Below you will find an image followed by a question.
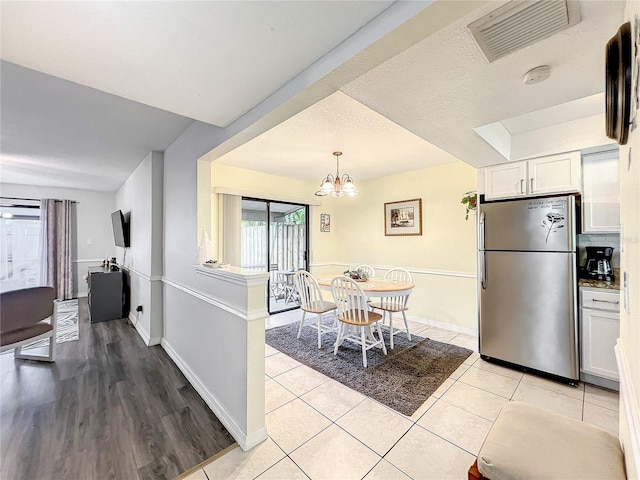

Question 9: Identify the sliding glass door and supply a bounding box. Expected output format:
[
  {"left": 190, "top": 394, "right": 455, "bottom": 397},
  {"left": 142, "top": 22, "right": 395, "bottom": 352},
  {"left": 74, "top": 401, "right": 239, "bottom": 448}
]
[{"left": 241, "top": 198, "right": 308, "bottom": 314}]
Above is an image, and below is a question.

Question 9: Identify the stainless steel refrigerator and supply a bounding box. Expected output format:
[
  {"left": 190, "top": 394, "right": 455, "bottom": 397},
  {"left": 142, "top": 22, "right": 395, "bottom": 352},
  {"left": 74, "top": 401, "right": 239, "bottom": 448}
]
[{"left": 478, "top": 195, "right": 579, "bottom": 382}]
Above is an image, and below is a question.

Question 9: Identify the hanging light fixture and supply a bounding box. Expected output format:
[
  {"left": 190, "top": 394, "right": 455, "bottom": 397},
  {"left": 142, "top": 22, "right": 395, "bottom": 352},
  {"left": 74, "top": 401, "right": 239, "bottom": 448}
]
[{"left": 315, "top": 151, "right": 359, "bottom": 197}]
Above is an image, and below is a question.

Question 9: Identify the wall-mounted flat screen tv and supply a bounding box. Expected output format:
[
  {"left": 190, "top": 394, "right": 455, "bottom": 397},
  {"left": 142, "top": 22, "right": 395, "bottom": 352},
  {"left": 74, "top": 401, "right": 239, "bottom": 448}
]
[{"left": 111, "top": 210, "right": 130, "bottom": 247}]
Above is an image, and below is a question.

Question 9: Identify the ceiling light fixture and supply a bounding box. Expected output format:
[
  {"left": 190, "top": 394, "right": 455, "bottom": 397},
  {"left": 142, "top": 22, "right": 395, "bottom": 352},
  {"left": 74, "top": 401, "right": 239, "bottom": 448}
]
[
  {"left": 1, "top": 212, "right": 14, "bottom": 219},
  {"left": 315, "top": 151, "right": 359, "bottom": 197}
]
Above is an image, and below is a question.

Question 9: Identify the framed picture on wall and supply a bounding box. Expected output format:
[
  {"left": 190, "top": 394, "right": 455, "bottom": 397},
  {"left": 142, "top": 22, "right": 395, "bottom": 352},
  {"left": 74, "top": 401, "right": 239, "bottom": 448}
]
[
  {"left": 384, "top": 199, "right": 422, "bottom": 236},
  {"left": 321, "top": 213, "right": 330, "bottom": 232}
]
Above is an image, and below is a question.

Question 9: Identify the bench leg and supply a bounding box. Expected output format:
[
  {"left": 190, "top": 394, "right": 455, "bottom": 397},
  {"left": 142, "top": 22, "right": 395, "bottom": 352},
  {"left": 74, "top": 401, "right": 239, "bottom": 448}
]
[{"left": 468, "top": 459, "right": 485, "bottom": 480}]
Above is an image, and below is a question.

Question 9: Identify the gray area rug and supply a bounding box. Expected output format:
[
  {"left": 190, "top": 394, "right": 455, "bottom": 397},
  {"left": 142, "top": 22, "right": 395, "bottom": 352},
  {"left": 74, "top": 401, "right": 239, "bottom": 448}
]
[{"left": 265, "top": 320, "right": 473, "bottom": 416}]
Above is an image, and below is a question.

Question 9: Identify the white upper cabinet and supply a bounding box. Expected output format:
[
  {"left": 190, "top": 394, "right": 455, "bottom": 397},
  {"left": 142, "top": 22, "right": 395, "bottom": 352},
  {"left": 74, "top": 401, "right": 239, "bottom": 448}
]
[
  {"left": 527, "top": 151, "right": 580, "bottom": 195},
  {"left": 484, "top": 162, "right": 528, "bottom": 199},
  {"left": 484, "top": 151, "right": 580, "bottom": 201},
  {"left": 581, "top": 149, "right": 620, "bottom": 233}
]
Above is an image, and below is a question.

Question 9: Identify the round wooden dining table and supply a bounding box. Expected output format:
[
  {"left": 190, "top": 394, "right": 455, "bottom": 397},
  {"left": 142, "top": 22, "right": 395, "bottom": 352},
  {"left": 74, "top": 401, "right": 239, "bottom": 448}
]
[{"left": 313, "top": 275, "right": 414, "bottom": 298}]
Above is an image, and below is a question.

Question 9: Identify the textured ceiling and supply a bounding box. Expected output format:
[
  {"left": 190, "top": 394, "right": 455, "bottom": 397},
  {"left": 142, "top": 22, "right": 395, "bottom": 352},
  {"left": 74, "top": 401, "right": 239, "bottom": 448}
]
[
  {"left": 212, "top": 91, "right": 460, "bottom": 182},
  {"left": 0, "top": 1, "right": 393, "bottom": 127},
  {"left": 340, "top": 0, "right": 626, "bottom": 168}
]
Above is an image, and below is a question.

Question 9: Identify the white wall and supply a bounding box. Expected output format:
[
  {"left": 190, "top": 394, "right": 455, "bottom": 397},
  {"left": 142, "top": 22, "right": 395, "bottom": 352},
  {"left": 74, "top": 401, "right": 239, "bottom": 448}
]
[
  {"left": 0, "top": 182, "right": 115, "bottom": 297},
  {"left": 161, "top": 121, "right": 269, "bottom": 451},
  {"left": 207, "top": 160, "right": 478, "bottom": 332},
  {"left": 617, "top": 2, "right": 640, "bottom": 476},
  {"left": 115, "top": 151, "right": 164, "bottom": 345}
]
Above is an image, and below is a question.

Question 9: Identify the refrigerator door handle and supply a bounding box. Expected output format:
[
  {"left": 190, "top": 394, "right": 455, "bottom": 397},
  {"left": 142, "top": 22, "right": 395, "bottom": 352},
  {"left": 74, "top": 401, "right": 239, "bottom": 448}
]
[
  {"left": 479, "top": 211, "right": 486, "bottom": 251},
  {"left": 479, "top": 211, "right": 487, "bottom": 289}
]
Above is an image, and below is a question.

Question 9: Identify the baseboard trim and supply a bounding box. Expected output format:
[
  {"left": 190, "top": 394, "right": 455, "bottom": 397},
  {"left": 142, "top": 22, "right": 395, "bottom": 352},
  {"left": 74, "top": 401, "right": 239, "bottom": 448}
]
[
  {"left": 407, "top": 314, "right": 477, "bottom": 337},
  {"left": 129, "top": 313, "right": 161, "bottom": 346},
  {"left": 615, "top": 341, "right": 640, "bottom": 479},
  {"left": 161, "top": 338, "right": 264, "bottom": 451}
]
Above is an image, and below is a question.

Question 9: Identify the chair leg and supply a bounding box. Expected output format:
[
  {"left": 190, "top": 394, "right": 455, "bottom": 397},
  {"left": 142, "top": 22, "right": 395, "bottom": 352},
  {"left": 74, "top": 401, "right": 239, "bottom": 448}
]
[
  {"left": 360, "top": 327, "right": 368, "bottom": 368},
  {"left": 389, "top": 312, "right": 395, "bottom": 349},
  {"left": 14, "top": 335, "right": 55, "bottom": 362},
  {"left": 297, "top": 311, "right": 307, "bottom": 338},
  {"left": 402, "top": 310, "right": 411, "bottom": 341},
  {"left": 316, "top": 313, "right": 322, "bottom": 349},
  {"left": 377, "top": 321, "right": 387, "bottom": 355},
  {"left": 334, "top": 323, "right": 344, "bottom": 355}
]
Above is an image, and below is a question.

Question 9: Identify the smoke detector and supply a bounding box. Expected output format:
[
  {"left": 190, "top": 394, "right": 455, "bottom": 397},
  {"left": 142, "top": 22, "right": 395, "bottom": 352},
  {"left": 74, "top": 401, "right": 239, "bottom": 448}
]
[
  {"left": 524, "top": 65, "right": 551, "bottom": 85},
  {"left": 469, "top": 0, "right": 580, "bottom": 63}
]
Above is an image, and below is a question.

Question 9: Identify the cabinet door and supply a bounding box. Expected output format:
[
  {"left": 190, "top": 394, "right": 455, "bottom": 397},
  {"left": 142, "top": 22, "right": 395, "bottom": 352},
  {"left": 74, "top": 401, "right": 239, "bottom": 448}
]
[
  {"left": 581, "top": 307, "right": 619, "bottom": 380},
  {"left": 582, "top": 150, "right": 620, "bottom": 233},
  {"left": 528, "top": 151, "right": 580, "bottom": 195},
  {"left": 484, "top": 162, "right": 527, "bottom": 200}
]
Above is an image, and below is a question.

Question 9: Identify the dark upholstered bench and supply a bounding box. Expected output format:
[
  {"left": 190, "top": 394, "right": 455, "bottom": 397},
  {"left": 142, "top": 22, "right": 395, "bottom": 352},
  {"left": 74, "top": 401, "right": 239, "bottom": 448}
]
[
  {"left": 469, "top": 401, "right": 626, "bottom": 480},
  {"left": 0, "top": 286, "right": 58, "bottom": 362}
]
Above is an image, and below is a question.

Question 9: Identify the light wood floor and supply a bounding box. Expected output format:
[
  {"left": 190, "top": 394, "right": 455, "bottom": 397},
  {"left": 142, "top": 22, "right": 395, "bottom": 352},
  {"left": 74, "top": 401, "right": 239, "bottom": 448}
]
[{"left": 0, "top": 298, "right": 235, "bottom": 480}]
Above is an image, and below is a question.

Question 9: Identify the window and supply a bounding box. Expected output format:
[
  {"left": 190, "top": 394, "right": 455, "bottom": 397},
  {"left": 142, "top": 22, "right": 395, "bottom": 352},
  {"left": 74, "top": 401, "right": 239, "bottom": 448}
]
[{"left": 0, "top": 205, "right": 41, "bottom": 292}]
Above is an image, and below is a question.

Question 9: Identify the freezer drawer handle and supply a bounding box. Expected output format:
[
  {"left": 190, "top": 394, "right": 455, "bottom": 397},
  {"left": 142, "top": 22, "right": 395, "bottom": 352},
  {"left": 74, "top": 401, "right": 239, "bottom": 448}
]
[{"left": 592, "top": 299, "right": 619, "bottom": 305}]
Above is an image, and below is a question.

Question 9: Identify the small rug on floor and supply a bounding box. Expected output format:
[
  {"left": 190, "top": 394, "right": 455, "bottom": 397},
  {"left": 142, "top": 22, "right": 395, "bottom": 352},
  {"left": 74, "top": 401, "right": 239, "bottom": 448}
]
[
  {"left": 265, "top": 321, "right": 473, "bottom": 416},
  {"left": 22, "top": 299, "right": 79, "bottom": 350}
]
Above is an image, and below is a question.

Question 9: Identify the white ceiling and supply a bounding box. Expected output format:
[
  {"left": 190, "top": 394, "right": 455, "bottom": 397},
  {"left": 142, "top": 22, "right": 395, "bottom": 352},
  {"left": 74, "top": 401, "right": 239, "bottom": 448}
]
[
  {"left": 1, "top": 1, "right": 393, "bottom": 127},
  {"left": 0, "top": 0, "right": 628, "bottom": 192},
  {"left": 0, "top": 62, "right": 193, "bottom": 192},
  {"left": 212, "top": 91, "right": 460, "bottom": 182},
  {"left": 340, "top": 0, "right": 626, "bottom": 168}
]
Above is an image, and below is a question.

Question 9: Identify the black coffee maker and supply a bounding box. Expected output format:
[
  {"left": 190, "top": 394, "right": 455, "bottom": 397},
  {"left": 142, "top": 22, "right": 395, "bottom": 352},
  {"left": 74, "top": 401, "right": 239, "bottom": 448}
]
[{"left": 582, "top": 246, "right": 614, "bottom": 282}]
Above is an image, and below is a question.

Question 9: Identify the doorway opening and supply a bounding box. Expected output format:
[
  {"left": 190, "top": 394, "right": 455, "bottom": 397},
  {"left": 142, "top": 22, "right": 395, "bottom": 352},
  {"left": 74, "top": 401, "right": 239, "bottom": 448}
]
[{"left": 240, "top": 198, "right": 308, "bottom": 314}]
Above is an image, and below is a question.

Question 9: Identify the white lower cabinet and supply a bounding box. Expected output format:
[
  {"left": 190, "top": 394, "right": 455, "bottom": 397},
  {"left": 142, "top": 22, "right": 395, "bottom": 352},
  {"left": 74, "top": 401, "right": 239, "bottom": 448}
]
[{"left": 580, "top": 288, "right": 620, "bottom": 386}]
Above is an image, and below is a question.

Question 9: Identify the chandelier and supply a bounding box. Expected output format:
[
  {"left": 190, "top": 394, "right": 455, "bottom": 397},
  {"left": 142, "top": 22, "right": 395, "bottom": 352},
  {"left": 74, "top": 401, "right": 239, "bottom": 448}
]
[{"left": 314, "top": 151, "right": 359, "bottom": 197}]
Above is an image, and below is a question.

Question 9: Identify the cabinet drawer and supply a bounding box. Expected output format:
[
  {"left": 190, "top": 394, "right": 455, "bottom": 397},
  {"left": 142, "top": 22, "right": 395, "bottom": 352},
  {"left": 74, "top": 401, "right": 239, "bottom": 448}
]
[{"left": 581, "top": 289, "right": 620, "bottom": 312}]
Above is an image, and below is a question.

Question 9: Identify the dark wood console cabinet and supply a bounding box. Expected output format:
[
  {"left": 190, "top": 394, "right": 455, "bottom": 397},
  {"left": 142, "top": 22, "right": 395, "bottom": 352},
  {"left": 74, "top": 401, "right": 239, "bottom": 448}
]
[{"left": 87, "top": 266, "right": 127, "bottom": 323}]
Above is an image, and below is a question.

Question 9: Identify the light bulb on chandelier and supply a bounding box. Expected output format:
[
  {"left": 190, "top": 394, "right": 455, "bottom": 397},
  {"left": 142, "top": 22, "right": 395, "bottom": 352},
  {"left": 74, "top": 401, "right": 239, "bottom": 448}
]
[{"left": 315, "top": 152, "right": 359, "bottom": 197}]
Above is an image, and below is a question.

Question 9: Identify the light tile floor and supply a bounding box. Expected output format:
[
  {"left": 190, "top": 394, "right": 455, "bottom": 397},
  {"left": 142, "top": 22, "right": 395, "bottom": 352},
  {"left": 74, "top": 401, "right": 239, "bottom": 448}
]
[{"left": 185, "top": 312, "right": 620, "bottom": 480}]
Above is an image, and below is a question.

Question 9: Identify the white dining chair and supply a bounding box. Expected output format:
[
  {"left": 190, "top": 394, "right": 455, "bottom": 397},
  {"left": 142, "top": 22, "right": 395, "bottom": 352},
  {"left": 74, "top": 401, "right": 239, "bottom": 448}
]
[
  {"left": 356, "top": 264, "right": 375, "bottom": 280},
  {"left": 331, "top": 276, "right": 387, "bottom": 367},
  {"left": 369, "top": 267, "right": 412, "bottom": 349},
  {"left": 294, "top": 271, "right": 337, "bottom": 348}
]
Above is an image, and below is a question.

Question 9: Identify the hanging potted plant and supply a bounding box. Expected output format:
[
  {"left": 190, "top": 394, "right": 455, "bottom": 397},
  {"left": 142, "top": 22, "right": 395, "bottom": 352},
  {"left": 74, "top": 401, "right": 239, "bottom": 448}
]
[{"left": 461, "top": 191, "right": 477, "bottom": 220}]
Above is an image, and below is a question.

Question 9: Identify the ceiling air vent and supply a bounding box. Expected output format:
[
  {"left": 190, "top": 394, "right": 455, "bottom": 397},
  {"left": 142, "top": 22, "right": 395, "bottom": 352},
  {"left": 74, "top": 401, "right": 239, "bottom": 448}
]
[{"left": 468, "top": 0, "right": 580, "bottom": 62}]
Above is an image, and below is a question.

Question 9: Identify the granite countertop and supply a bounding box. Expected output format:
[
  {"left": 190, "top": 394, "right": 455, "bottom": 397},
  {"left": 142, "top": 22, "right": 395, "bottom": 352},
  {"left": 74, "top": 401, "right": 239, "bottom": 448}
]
[{"left": 578, "top": 269, "right": 620, "bottom": 290}]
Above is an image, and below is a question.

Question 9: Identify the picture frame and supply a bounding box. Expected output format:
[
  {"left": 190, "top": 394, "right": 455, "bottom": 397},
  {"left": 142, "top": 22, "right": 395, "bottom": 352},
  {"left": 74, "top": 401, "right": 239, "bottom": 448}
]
[
  {"left": 384, "top": 199, "right": 422, "bottom": 236},
  {"left": 320, "top": 213, "right": 331, "bottom": 232}
]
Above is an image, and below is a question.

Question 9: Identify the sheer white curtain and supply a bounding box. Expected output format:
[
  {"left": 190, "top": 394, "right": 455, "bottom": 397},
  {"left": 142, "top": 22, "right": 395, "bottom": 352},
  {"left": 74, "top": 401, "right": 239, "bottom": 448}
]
[
  {"left": 219, "top": 194, "right": 241, "bottom": 266},
  {"left": 39, "top": 199, "right": 73, "bottom": 300}
]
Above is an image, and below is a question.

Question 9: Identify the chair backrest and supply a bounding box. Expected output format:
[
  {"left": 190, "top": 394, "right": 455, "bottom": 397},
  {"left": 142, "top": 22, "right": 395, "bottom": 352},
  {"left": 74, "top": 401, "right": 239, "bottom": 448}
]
[
  {"left": 380, "top": 268, "right": 413, "bottom": 309},
  {"left": 293, "top": 271, "right": 323, "bottom": 310},
  {"left": 356, "top": 264, "right": 375, "bottom": 280},
  {"left": 384, "top": 267, "right": 412, "bottom": 283},
  {"left": 0, "top": 286, "right": 55, "bottom": 332},
  {"left": 331, "top": 276, "right": 371, "bottom": 324}
]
